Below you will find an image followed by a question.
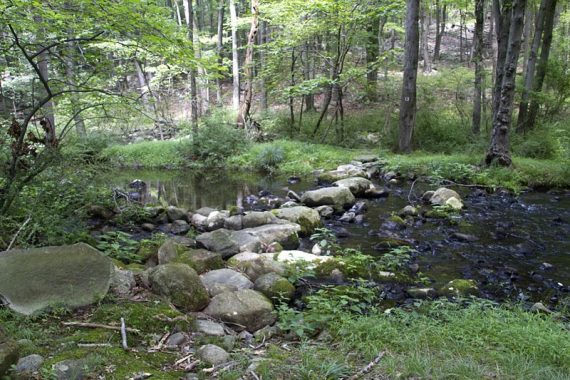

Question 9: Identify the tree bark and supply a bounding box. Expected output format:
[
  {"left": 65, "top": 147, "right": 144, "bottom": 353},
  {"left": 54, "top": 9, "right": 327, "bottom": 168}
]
[
  {"left": 236, "top": 0, "right": 259, "bottom": 128},
  {"left": 486, "top": 0, "right": 527, "bottom": 167},
  {"left": 259, "top": 20, "right": 268, "bottom": 111},
  {"left": 366, "top": 16, "right": 380, "bottom": 101},
  {"left": 303, "top": 41, "right": 315, "bottom": 111},
  {"left": 216, "top": 0, "right": 225, "bottom": 106},
  {"left": 183, "top": 0, "right": 199, "bottom": 132},
  {"left": 398, "top": 0, "right": 420, "bottom": 153},
  {"left": 434, "top": 2, "right": 446, "bottom": 61},
  {"left": 492, "top": 0, "right": 512, "bottom": 120},
  {"left": 230, "top": 0, "right": 240, "bottom": 111},
  {"left": 525, "top": 0, "right": 557, "bottom": 131},
  {"left": 517, "top": 0, "right": 549, "bottom": 132},
  {"left": 65, "top": 38, "right": 86, "bottom": 138},
  {"left": 421, "top": 4, "right": 431, "bottom": 73},
  {"left": 472, "top": 0, "right": 485, "bottom": 134}
]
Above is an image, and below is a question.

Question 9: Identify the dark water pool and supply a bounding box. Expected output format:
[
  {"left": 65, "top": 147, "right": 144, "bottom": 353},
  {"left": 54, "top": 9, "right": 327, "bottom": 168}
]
[{"left": 101, "top": 169, "right": 570, "bottom": 302}]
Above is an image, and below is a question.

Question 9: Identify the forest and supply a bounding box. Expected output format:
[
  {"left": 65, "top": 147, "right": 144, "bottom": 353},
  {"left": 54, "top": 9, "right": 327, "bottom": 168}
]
[{"left": 0, "top": 0, "right": 569, "bottom": 379}]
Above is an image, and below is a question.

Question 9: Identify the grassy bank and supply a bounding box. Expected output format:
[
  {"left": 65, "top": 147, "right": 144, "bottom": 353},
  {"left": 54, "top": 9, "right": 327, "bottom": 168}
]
[{"left": 100, "top": 138, "right": 570, "bottom": 191}]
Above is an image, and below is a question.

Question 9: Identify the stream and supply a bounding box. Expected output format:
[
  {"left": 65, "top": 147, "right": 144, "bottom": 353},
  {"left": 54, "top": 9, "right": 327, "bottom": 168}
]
[{"left": 100, "top": 169, "right": 570, "bottom": 304}]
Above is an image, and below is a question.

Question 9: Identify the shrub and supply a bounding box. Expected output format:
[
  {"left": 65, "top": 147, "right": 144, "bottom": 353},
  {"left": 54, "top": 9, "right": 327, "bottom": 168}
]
[{"left": 254, "top": 145, "right": 285, "bottom": 172}]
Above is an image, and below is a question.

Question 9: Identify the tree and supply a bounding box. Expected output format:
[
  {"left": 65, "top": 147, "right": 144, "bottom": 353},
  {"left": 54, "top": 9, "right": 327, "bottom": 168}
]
[
  {"left": 472, "top": 0, "right": 485, "bottom": 134},
  {"left": 485, "top": 0, "right": 527, "bottom": 166},
  {"left": 237, "top": 0, "right": 260, "bottom": 128},
  {"left": 183, "top": 0, "right": 199, "bottom": 132},
  {"left": 230, "top": 0, "right": 240, "bottom": 111},
  {"left": 398, "top": 0, "right": 420, "bottom": 153}
]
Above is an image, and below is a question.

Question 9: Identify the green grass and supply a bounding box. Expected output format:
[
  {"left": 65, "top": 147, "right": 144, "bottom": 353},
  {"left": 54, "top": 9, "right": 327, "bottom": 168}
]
[
  {"left": 101, "top": 139, "right": 185, "bottom": 168},
  {"left": 255, "top": 301, "right": 570, "bottom": 380}
]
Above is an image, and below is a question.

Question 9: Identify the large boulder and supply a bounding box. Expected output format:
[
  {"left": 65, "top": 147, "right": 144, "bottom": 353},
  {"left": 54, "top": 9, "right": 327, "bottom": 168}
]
[
  {"left": 158, "top": 240, "right": 222, "bottom": 273},
  {"left": 0, "top": 328, "right": 19, "bottom": 377},
  {"left": 197, "top": 224, "right": 301, "bottom": 257},
  {"left": 428, "top": 188, "right": 464, "bottom": 210},
  {"left": 148, "top": 263, "right": 209, "bottom": 312},
  {"left": 333, "top": 177, "right": 373, "bottom": 197},
  {"left": 260, "top": 250, "right": 332, "bottom": 265},
  {"left": 272, "top": 206, "right": 321, "bottom": 236},
  {"left": 242, "top": 211, "right": 279, "bottom": 229},
  {"left": 204, "top": 289, "right": 276, "bottom": 332},
  {"left": 227, "top": 252, "right": 286, "bottom": 281},
  {"left": 166, "top": 206, "right": 189, "bottom": 222},
  {"left": 254, "top": 273, "right": 295, "bottom": 301},
  {"left": 0, "top": 243, "right": 114, "bottom": 315},
  {"left": 301, "top": 187, "right": 356, "bottom": 211},
  {"left": 318, "top": 164, "right": 367, "bottom": 183},
  {"left": 200, "top": 268, "right": 254, "bottom": 296}
]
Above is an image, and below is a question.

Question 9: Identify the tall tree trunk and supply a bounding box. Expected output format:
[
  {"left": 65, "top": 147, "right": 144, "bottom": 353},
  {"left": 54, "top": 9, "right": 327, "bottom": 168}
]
[
  {"left": 492, "top": 0, "right": 512, "bottom": 120},
  {"left": 216, "top": 0, "right": 225, "bottom": 106},
  {"left": 303, "top": 41, "right": 315, "bottom": 111},
  {"left": 517, "top": 0, "right": 548, "bottom": 132},
  {"left": 366, "top": 16, "right": 380, "bottom": 101},
  {"left": 65, "top": 39, "right": 86, "bottom": 138},
  {"left": 525, "top": 0, "right": 557, "bottom": 131},
  {"left": 434, "top": 2, "right": 446, "bottom": 61},
  {"left": 289, "top": 50, "right": 296, "bottom": 133},
  {"left": 421, "top": 4, "right": 431, "bottom": 73},
  {"left": 35, "top": 16, "right": 55, "bottom": 132},
  {"left": 259, "top": 20, "right": 268, "bottom": 111},
  {"left": 398, "top": 0, "right": 420, "bottom": 153},
  {"left": 486, "top": 0, "right": 527, "bottom": 167},
  {"left": 230, "top": 0, "right": 240, "bottom": 111},
  {"left": 183, "top": 0, "right": 199, "bottom": 132},
  {"left": 236, "top": 0, "right": 259, "bottom": 128},
  {"left": 473, "top": 0, "right": 485, "bottom": 134},
  {"left": 459, "top": 10, "right": 465, "bottom": 63}
]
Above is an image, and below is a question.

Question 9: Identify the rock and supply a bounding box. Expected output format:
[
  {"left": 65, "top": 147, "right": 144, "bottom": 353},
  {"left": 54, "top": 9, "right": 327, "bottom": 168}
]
[
  {"left": 141, "top": 223, "right": 155, "bottom": 232},
  {"left": 354, "top": 155, "right": 379, "bottom": 163},
  {"left": 227, "top": 252, "right": 286, "bottom": 281},
  {"left": 439, "top": 279, "right": 479, "bottom": 297},
  {"left": 318, "top": 167, "right": 366, "bottom": 184},
  {"left": 170, "top": 236, "right": 197, "bottom": 248},
  {"left": 171, "top": 220, "right": 191, "bottom": 235},
  {"left": 242, "top": 211, "right": 279, "bottom": 228},
  {"left": 339, "top": 212, "right": 356, "bottom": 223},
  {"left": 363, "top": 187, "right": 390, "bottom": 198},
  {"left": 260, "top": 250, "right": 332, "bottom": 265},
  {"left": 53, "top": 359, "right": 89, "bottom": 380},
  {"left": 530, "top": 302, "right": 552, "bottom": 314},
  {"left": 206, "top": 211, "right": 229, "bottom": 231},
  {"left": 183, "top": 249, "right": 223, "bottom": 274},
  {"left": 0, "top": 328, "right": 19, "bottom": 377},
  {"left": 196, "top": 320, "right": 226, "bottom": 336},
  {"left": 406, "top": 287, "right": 436, "bottom": 299},
  {"left": 110, "top": 267, "right": 136, "bottom": 296},
  {"left": 0, "top": 243, "right": 114, "bottom": 315},
  {"left": 195, "top": 207, "right": 218, "bottom": 217},
  {"left": 399, "top": 205, "right": 418, "bottom": 217},
  {"left": 429, "top": 188, "right": 464, "bottom": 210},
  {"left": 451, "top": 233, "right": 479, "bottom": 242},
  {"left": 157, "top": 239, "right": 183, "bottom": 265},
  {"left": 200, "top": 269, "right": 254, "bottom": 297},
  {"left": 287, "top": 190, "right": 302, "bottom": 202},
  {"left": 333, "top": 177, "right": 373, "bottom": 196},
  {"left": 235, "top": 223, "right": 301, "bottom": 251},
  {"left": 88, "top": 205, "right": 114, "bottom": 220},
  {"left": 422, "top": 191, "right": 435, "bottom": 203},
  {"left": 281, "top": 201, "right": 299, "bottom": 208},
  {"left": 14, "top": 354, "right": 43, "bottom": 375},
  {"left": 197, "top": 344, "right": 229, "bottom": 366},
  {"left": 383, "top": 171, "right": 397, "bottom": 181},
  {"left": 301, "top": 187, "right": 356, "bottom": 211},
  {"left": 167, "top": 206, "right": 189, "bottom": 222},
  {"left": 196, "top": 229, "right": 240, "bottom": 258},
  {"left": 253, "top": 326, "right": 280, "bottom": 341},
  {"left": 254, "top": 273, "right": 295, "bottom": 300},
  {"left": 312, "top": 244, "right": 322, "bottom": 255},
  {"left": 191, "top": 213, "right": 208, "bottom": 230},
  {"left": 204, "top": 289, "right": 276, "bottom": 332},
  {"left": 315, "top": 205, "right": 334, "bottom": 218},
  {"left": 166, "top": 332, "right": 189, "bottom": 347},
  {"left": 224, "top": 215, "right": 243, "bottom": 230},
  {"left": 330, "top": 269, "right": 344, "bottom": 283},
  {"left": 148, "top": 263, "right": 209, "bottom": 312},
  {"left": 238, "top": 330, "right": 254, "bottom": 343},
  {"left": 272, "top": 206, "right": 321, "bottom": 236},
  {"left": 541, "top": 262, "right": 554, "bottom": 271}
]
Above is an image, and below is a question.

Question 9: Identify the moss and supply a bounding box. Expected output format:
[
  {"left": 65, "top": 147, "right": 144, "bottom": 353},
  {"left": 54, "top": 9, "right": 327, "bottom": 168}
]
[
  {"left": 439, "top": 279, "right": 479, "bottom": 297},
  {"left": 137, "top": 240, "right": 161, "bottom": 262},
  {"left": 388, "top": 215, "right": 406, "bottom": 226}
]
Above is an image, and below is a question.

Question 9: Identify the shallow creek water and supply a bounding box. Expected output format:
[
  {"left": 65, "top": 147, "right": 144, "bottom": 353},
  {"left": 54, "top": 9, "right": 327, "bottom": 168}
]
[{"left": 101, "top": 169, "right": 570, "bottom": 303}]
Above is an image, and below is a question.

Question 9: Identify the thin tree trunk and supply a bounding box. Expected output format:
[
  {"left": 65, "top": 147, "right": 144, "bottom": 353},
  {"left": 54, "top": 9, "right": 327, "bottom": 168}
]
[
  {"left": 289, "top": 50, "right": 296, "bottom": 133},
  {"left": 259, "top": 20, "right": 268, "bottom": 111},
  {"left": 230, "top": 0, "right": 240, "bottom": 111},
  {"left": 398, "top": 0, "right": 420, "bottom": 153},
  {"left": 216, "top": 0, "right": 225, "bottom": 106},
  {"left": 236, "top": 0, "right": 259, "bottom": 128},
  {"left": 35, "top": 16, "right": 55, "bottom": 131},
  {"left": 526, "top": 0, "right": 557, "bottom": 131},
  {"left": 366, "top": 16, "right": 380, "bottom": 101},
  {"left": 486, "top": 0, "right": 527, "bottom": 167},
  {"left": 183, "top": 0, "right": 199, "bottom": 132},
  {"left": 517, "top": 0, "right": 548, "bottom": 132},
  {"left": 473, "top": 0, "right": 485, "bottom": 134},
  {"left": 459, "top": 11, "right": 465, "bottom": 63},
  {"left": 421, "top": 4, "right": 431, "bottom": 73},
  {"left": 303, "top": 41, "right": 315, "bottom": 111},
  {"left": 434, "top": 2, "right": 446, "bottom": 61},
  {"left": 65, "top": 38, "right": 86, "bottom": 138}
]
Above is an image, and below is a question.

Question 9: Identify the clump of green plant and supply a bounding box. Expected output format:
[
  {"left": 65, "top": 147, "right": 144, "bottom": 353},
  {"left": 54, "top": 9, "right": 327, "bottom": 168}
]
[
  {"left": 254, "top": 145, "right": 285, "bottom": 173},
  {"left": 310, "top": 228, "right": 340, "bottom": 255},
  {"left": 114, "top": 204, "right": 152, "bottom": 225},
  {"left": 96, "top": 231, "right": 141, "bottom": 264}
]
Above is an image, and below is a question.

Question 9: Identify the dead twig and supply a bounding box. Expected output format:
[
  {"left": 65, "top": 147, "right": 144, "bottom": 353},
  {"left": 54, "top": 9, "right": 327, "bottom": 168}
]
[
  {"left": 128, "top": 373, "right": 152, "bottom": 380},
  {"left": 62, "top": 321, "right": 141, "bottom": 334},
  {"left": 346, "top": 351, "right": 386, "bottom": 380},
  {"left": 249, "top": 370, "right": 261, "bottom": 380},
  {"left": 7, "top": 216, "right": 31, "bottom": 250},
  {"left": 120, "top": 317, "right": 128, "bottom": 350},
  {"left": 149, "top": 331, "right": 170, "bottom": 352},
  {"left": 77, "top": 343, "right": 112, "bottom": 348}
]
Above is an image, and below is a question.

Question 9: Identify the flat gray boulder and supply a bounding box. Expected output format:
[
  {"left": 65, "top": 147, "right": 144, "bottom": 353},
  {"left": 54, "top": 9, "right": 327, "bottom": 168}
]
[
  {"left": 272, "top": 206, "right": 321, "bottom": 236},
  {"left": 428, "top": 187, "right": 464, "bottom": 210},
  {"left": 333, "top": 177, "right": 373, "bottom": 196},
  {"left": 0, "top": 243, "right": 114, "bottom": 315},
  {"left": 200, "top": 269, "right": 253, "bottom": 296},
  {"left": 204, "top": 289, "right": 276, "bottom": 332},
  {"left": 301, "top": 187, "right": 355, "bottom": 211}
]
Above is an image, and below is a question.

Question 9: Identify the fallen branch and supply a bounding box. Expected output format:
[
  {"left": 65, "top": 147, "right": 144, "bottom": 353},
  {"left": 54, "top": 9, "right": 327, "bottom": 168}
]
[
  {"left": 120, "top": 317, "right": 128, "bottom": 350},
  {"left": 7, "top": 216, "right": 31, "bottom": 250},
  {"left": 128, "top": 373, "right": 152, "bottom": 380},
  {"left": 63, "top": 321, "right": 141, "bottom": 334},
  {"left": 149, "top": 332, "right": 170, "bottom": 352},
  {"left": 249, "top": 370, "right": 261, "bottom": 380},
  {"left": 77, "top": 343, "right": 112, "bottom": 348},
  {"left": 173, "top": 354, "right": 194, "bottom": 367},
  {"left": 346, "top": 351, "right": 386, "bottom": 380}
]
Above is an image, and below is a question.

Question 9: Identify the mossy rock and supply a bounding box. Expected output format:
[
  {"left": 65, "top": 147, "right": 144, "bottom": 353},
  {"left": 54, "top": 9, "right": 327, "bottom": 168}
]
[
  {"left": 272, "top": 206, "right": 322, "bottom": 236},
  {"left": 254, "top": 273, "right": 295, "bottom": 301},
  {"left": 175, "top": 249, "right": 224, "bottom": 274},
  {"left": 439, "top": 279, "right": 479, "bottom": 297},
  {"left": 137, "top": 240, "right": 162, "bottom": 263}
]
